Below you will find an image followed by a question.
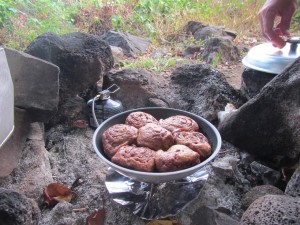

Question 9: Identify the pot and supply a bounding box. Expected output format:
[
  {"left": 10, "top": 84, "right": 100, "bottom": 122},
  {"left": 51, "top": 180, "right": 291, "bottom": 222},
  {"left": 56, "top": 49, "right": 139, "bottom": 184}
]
[
  {"left": 92, "top": 107, "right": 222, "bottom": 183},
  {"left": 241, "top": 37, "right": 300, "bottom": 99},
  {"left": 242, "top": 37, "right": 300, "bottom": 74}
]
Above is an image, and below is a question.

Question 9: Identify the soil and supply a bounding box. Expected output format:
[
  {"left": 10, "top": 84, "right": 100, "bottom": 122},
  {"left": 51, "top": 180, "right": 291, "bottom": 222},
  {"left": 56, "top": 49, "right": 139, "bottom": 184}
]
[{"left": 216, "top": 62, "right": 244, "bottom": 90}]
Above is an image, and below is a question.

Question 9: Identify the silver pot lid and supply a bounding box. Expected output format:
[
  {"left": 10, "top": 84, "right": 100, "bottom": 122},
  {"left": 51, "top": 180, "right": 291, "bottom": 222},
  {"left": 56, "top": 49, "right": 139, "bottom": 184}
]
[{"left": 242, "top": 37, "right": 300, "bottom": 74}]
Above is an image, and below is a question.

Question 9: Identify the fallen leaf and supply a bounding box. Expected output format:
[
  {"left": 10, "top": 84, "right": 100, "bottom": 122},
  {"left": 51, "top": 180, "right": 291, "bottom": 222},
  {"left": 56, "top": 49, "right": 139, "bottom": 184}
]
[
  {"left": 73, "top": 119, "right": 89, "bottom": 128},
  {"left": 85, "top": 209, "right": 105, "bottom": 225},
  {"left": 43, "top": 183, "right": 72, "bottom": 207},
  {"left": 146, "top": 219, "right": 182, "bottom": 225},
  {"left": 146, "top": 221, "right": 173, "bottom": 225}
]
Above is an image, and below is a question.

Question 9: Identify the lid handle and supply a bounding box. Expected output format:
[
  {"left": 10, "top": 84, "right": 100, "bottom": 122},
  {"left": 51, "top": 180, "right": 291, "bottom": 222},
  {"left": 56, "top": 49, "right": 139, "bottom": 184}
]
[{"left": 287, "top": 37, "right": 300, "bottom": 55}]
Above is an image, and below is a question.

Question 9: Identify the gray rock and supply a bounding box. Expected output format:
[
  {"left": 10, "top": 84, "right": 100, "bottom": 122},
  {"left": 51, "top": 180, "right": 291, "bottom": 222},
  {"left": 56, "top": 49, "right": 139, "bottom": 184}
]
[
  {"left": 182, "top": 21, "right": 235, "bottom": 41},
  {"left": 25, "top": 32, "right": 114, "bottom": 125},
  {"left": 241, "top": 185, "right": 283, "bottom": 210},
  {"left": 239, "top": 195, "right": 300, "bottom": 225},
  {"left": 59, "top": 95, "right": 89, "bottom": 126},
  {"left": 191, "top": 206, "right": 239, "bottom": 225},
  {"left": 25, "top": 32, "right": 113, "bottom": 100},
  {"left": 250, "top": 161, "right": 281, "bottom": 186},
  {"left": 4, "top": 47, "right": 59, "bottom": 122},
  {"left": 212, "top": 155, "right": 239, "bottom": 178},
  {"left": 176, "top": 142, "right": 245, "bottom": 224},
  {"left": 41, "top": 202, "right": 78, "bottom": 225},
  {"left": 224, "top": 29, "right": 237, "bottom": 40},
  {"left": 104, "top": 65, "right": 245, "bottom": 122},
  {"left": 202, "top": 37, "right": 240, "bottom": 64},
  {"left": 0, "top": 188, "right": 40, "bottom": 225},
  {"left": 177, "top": 169, "right": 243, "bottom": 224},
  {"left": 150, "top": 49, "right": 168, "bottom": 58},
  {"left": 0, "top": 122, "right": 53, "bottom": 200},
  {"left": 218, "top": 57, "right": 300, "bottom": 163},
  {"left": 101, "top": 31, "right": 149, "bottom": 57},
  {"left": 194, "top": 26, "right": 229, "bottom": 41},
  {"left": 110, "top": 45, "right": 124, "bottom": 63},
  {"left": 240, "top": 68, "right": 276, "bottom": 100},
  {"left": 27, "top": 122, "right": 44, "bottom": 141},
  {"left": 183, "top": 21, "right": 206, "bottom": 36},
  {"left": 0, "top": 108, "right": 30, "bottom": 178},
  {"left": 168, "top": 64, "right": 245, "bottom": 122},
  {"left": 183, "top": 46, "right": 202, "bottom": 58},
  {"left": 103, "top": 68, "right": 169, "bottom": 110},
  {"left": 285, "top": 165, "right": 300, "bottom": 197},
  {"left": 148, "top": 97, "right": 169, "bottom": 107}
]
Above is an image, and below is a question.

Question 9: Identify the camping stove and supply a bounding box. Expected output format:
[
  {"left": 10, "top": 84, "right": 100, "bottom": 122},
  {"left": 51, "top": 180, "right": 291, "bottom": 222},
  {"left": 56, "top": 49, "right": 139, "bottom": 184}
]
[{"left": 92, "top": 107, "right": 222, "bottom": 220}]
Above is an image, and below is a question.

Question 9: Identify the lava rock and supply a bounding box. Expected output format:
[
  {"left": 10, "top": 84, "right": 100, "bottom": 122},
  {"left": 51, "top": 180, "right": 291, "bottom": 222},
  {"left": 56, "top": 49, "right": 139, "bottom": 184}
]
[
  {"left": 240, "top": 194, "right": 300, "bottom": 225},
  {"left": 168, "top": 64, "right": 245, "bottom": 122},
  {"left": 191, "top": 205, "right": 239, "bottom": 225},
  {"left": 241, "top": 185, "right": 283, "bottom": 210},
  {"left": 202, "top": 37, "right": 240, "bottom": 64},
  {"left": 100, "top": 31, "right": 149, "bottom": 57},
  {"left": 4, "top": 47, "right": 59, "bottom": 122},
  {"left": 103, "top": 68, "right": 169, "bottom": 110},
  {"left": 25, "top": 32, "right": 114, "bottom": 125},
  {"left": 0, "top": 108, "right": 30, "bottom": 178},
  {"left": 25, "top": 32, "right": 113, "bottom": 102},
  {"left": 182, "top": 21, "right": 235, "bottom": 41},
  {"left": 104, "top": 64, "right": 246, "bottom": 123},
  {"left": 0, "top": 188, "right": 40, "bottom": 225},
  {"left": 0, "top": 122, "right": 53, "bottom": 200},
  {"left": 219, "top": 57, "right": 300, "bottom": 165},
  {"left": 250, "top": 161, "right": 281, "bottom": 186},
  {"left": 285, "top": 165, "right": 300, "bottom": 197},
  {"left": 212, "top": 155, "right": 239, "bottom": 177},
  {"left": 240, "top": 68, "right": 276, "bottom": 100}
]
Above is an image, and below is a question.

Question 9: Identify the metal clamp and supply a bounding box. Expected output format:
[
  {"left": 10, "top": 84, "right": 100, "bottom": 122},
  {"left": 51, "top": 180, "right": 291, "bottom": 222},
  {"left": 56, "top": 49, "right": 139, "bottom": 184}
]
[
  {"left": 287, "top": 36, "right": 300, "bottom": 44},
  {"left": 107, "top": 84, "right": 120, "bottom": 93},
  {"left": 287, "top": 37, "right": 300, "bottom": 55}
]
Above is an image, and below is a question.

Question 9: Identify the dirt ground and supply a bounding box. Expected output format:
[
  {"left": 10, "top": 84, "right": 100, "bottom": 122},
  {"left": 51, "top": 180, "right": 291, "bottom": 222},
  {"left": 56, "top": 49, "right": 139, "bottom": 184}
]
[{"left": 217, "top": 62, "right": 244, "bottom": 90}]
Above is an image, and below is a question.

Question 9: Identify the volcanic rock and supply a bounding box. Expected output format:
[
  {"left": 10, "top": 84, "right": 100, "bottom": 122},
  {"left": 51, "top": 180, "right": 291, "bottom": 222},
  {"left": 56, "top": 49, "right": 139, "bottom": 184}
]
[
  {"left": 241, "top": 185, "right": 283, "bottom": 210},
  {"left": 0, "top": 188, "right": 40, "bottom": 225},
  {"left": 25, "top": 31, "right": 114, "bottom": 125},
  {"left": 218, "top": 57, "right": 300, "bottom": 165},
  {"left": 239, "top": 194, "right": 300, "bottom": 225},
  {"left": 285, "top": 165, "right": 300, "bottom": 197}
]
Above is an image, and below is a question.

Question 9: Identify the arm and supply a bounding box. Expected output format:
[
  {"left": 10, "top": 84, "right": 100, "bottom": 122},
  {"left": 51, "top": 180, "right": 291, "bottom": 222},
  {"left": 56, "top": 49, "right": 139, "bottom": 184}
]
[{"left": 258, "top": 0, "right": 297, "bottom": 48}]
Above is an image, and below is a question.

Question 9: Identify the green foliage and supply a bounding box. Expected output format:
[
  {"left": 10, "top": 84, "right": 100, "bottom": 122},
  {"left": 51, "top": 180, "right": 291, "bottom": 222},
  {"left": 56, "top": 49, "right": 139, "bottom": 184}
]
[
  {"left": 111, "top": 15, "right": 126, "bottom": 31},
  {"left": 0, "top": 0, "right": 17, "bottom": 28},
  {"left": 123, "top": 56, "right": 191, "bottom": 73},
  {"left": 291, "top": 7, "right": 300, "bottom": 32},
  {"left": 211, "top": 52, "right": 222, "bottom": 67},
  {"left": 0, "top": 0, "right": 77, "bottom": 50},
  {"left": 130, "top": 0, "right": 214, "bottom": 37},
  {"left": 0, "top": 0, "right": 269, "bottom": 53}
]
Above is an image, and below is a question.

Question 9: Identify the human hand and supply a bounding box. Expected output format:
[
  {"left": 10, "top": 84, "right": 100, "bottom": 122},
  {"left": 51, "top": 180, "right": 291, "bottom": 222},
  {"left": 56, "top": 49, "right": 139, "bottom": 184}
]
[{"left": 258, "top": 0, "right": 297, "bottom": 48}]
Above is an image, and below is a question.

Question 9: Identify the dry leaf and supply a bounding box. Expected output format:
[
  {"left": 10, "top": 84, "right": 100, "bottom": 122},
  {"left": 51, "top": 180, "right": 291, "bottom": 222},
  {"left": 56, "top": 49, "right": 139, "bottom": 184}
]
[
  {"left": 73, "top": 119, "right": 89, "bottom": 128},
  {"left": 43, "top": 183, "right": 72, "bottom": 207},
  {"left": 146, "top": 220, "right": 182, "bottom": 225},
  {"left": 85, "top": 209, "right": 105, "bottom": 225}
]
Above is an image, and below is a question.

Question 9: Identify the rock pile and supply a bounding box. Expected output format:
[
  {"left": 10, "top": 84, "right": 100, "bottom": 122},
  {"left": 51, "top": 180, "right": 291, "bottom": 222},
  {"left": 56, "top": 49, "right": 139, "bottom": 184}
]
[{"left": 0, "top": 24, "right": 300, "bottom": 225}]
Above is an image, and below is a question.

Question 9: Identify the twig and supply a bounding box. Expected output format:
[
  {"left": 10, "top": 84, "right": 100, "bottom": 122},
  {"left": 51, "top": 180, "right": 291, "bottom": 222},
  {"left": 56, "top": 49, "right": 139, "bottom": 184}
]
[{"left": 73, "top": 207, "right": 88, "bottom": 212}]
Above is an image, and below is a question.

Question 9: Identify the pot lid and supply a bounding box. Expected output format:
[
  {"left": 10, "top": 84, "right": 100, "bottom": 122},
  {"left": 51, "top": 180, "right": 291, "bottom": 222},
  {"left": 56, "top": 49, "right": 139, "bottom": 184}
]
[{"left": 242, "top": 37, "right": 300, "bottom": 74}]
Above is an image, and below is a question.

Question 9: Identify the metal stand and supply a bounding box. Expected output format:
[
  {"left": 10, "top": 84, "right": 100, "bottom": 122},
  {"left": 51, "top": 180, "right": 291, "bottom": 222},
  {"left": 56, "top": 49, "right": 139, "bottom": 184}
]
[{"left": 105, "top": 167, "right": 209, "bottom": 220}]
